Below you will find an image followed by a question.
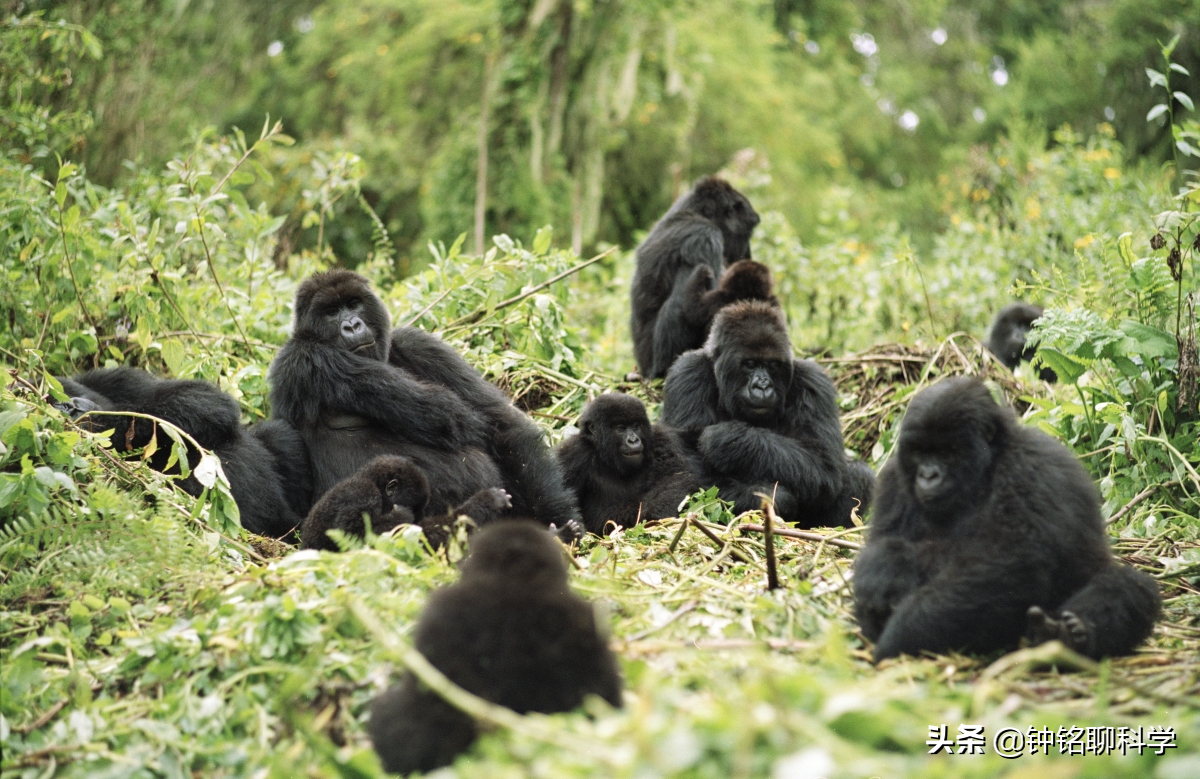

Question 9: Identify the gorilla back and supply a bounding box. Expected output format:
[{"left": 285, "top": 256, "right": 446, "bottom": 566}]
[{"left": 853, "top": 377, "right": 1160, "bottom": 661}]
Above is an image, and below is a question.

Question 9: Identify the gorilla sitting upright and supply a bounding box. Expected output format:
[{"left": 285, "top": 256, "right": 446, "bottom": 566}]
[
  {"left": 853, "top": 377, "right": 1160, "bottom": 661},
  {"left": 630, "top": 177, "right": 775, "bottom": 379},
  {"left": 54, "top": 368, "right": 307, "bottom": 539},
  {"left": 267, "top": 270, "right": 582, "bottom": 540},
  {"left": 986, "top": 302, "right": 1056, "bottom": 382},
  {"left": 660, "top": 301, "right": 874, "bottom": 528}
]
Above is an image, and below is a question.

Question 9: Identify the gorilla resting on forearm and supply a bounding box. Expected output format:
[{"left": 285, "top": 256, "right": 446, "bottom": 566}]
[
  {"left": 54, "top": 368, "right": 308, "bottom": 539},
  {"left": 660, "top": 301, "right": 874, "bottom": 528},
  {"left": 557, "top": 393, "right": 701, "bottom": 535},
  {"left": 853, "top": 377, "right": 1160, "bottom": 661},
  {"left": 300, "top": 454, "right": 512, "bottom": 550},
  {"left": 267, "top": 269, "right": 581, "bottom": 541},
  {"left": 630, "top": 177, "right": 776, "bottom": 379}
]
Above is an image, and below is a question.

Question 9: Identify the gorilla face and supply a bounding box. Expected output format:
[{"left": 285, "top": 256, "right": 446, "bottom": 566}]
[
  {"left": 894, "top": 378, "right": 1002, "bottom": 520},
  {"left": 708, "top": 301, "right": 795, "bottom": 425},
  {"left": 293, "top": 270, "right": 392, "bottom": 361},
  {"left": 733, "top": 356, "right": 790, "bottom": 422},
  {"left": 579, "top": 394, "right": 653, "bottom": 476}
]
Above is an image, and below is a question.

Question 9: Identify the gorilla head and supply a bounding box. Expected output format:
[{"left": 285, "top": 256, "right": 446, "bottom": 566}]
[
  {"left": 987, "top": 302, "right": 1044, "bottom": 369},
  {"left": 459, "top": 519, "right": 568, "bottom": 591},
  {"left": 706, "top": 301, "right": 794, "bottom": 423},
  {"left": 359, "top": 455, "right": 431, "bottom": 531},
  {"left": 674, "top": 177, "right": 760, "bottom": 263},
  {"left": 576, "top": 394, "right": 652, "bottom": 476},
  {"left": 292, "top": 270, "right": 392, "bottom": 362},
  {"left": 892, "top": 378, "right": 1007, "bottom": 520}
]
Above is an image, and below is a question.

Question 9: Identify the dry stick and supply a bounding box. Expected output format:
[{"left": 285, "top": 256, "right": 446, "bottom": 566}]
[
  {"left": 446, "top": 246, "right": 618, "bottom": 328},
  {"left": 15, "top": 698, "right": 69, "bottom": 735},
  {"left": 54, "top": 197, "right": 99, "bottom": 339},
  {"left": 404, "top": 286, "right": 458, "bottom": 328},
  {"left": 689, "top": 515, "right": 752, "bottom": 563},
  {"left": 739, "top": 524, "right": 863, "bottom": 551},
  {"left": 347, "top": 597, "right": 621, "bottom": 765},
  {"left": 1105, "top": 485, "right": 1161, "bottom": 526},
  {"left": 763, "top": 499, "right": 780, "bottom": 591},
  {"left": 190, "top": 197, "right": 252, "bottom": 349}
]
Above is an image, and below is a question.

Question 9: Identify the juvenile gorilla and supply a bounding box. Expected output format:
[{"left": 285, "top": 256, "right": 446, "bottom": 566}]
[
  {"left": 55, "top": 368, "right": 306, "bottom": 539},
  {"left": 300, "top": 455, "right": 511, "bottom": 550},
  {"left": 630, "top": 177, "right": 775, "bottom": 378},
  {"left": 268, "top": 270, "right": 581, "bottom": 540},
  {"left": 986, "top": 302, "right": 1056, "bottom": 382},
  {"left": 853, "top": 377, "right": 1160, "bottom": 661},
  {"left": 660, "top": 301, "right": 874, "bottom": 528},
  {"left": 557, "top": 393, "right": 701, "bottom": 535},
  {"left": 368, "top": 520, "right": 623, "bottom": 774}
]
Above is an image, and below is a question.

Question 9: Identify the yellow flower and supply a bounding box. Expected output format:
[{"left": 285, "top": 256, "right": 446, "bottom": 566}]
[
  {"left": 376, "top": 44, "right": 389, "bottom": 56},
  {"left": 1074, "top": 234, "right": 1095, "bottom": 249},
  {"left": 1104, "top": 167, "right": 1121, "bottom": 180},
  {"left": 1024, "top": 197, "right": 1041, "bottom": 220}
]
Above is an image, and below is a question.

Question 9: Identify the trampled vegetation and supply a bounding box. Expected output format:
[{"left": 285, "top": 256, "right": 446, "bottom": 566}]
[{"left": 2, "top": 4, "right": 1200, "bottom": 778}]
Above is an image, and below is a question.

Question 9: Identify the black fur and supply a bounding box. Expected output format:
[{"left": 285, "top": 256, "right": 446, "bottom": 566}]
[
  {"left": 55, "top": 368, "right": 305, "bottom": 539},
  {"left": 986, "top": 302, "right": 1056, "bottom": 382},
  {"left": 660, "top": 301, "right": 873, "bottom": 528},
  {"left": 368, "top": 520, "right": 623, "bottom": 774},
  {"left": 267, "top": 270, "right": 582, "bottom": 541},
  {"left": 557, "top": 394, "right": 701, "bottom": 535},
  {"left": 853, "top": 377, "right": 1160, "bottom": 661},
  {"left": 630, "top": 177, "right": 772, "bottom": 378},
  {"left": 300, "top": 455, "right": 511, "bottom": 550}
]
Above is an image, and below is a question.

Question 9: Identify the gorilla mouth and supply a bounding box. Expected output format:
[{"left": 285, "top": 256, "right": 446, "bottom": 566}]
[{"left": 352, "top": 340, "right": 376, "bottom": 355}]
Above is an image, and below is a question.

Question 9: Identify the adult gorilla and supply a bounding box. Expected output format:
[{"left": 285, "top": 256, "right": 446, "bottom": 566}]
[
  {"left": 54, "top": 368, "right": 307, "bottom": 539},
  {"left": 853, "top": 378, "right": 1160, "bottom": 661},
  {"left": 660, "top": 301, "right": 873, "bottom": 528},
  {"left": 630, "top": 177, "right": 774, "bottom": 379},
  {"left": 268, "top": 270, "right": 580, "bottom": 538}
]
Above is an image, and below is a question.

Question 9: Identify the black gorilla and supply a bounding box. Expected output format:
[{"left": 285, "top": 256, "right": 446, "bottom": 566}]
[
  {"left": 853, "top": 377, "right": 1160, "bottom": 661},
  {"left": 557, "top": 393, "right": 701, "bottom": 535},
  {"left": 300, "top": 455, "right": 511, "bottom": 550},
  {"left": 630, "top": 177, "right": 774, "bottom": 378},
  {"left": 986, "top": 302, "right": 1056, "bottom": 382},
  {"left": 54, "top": 368, "right": 306, "bottom": 538},
  {"left": 368, "top": 520, "right": 623, "bottom": 774},
  {"left": 267, "top": 270, "right": 581, "bottom": 540},
  {"left": 660, "top": 301, "right": 874, "bottom": 528}
]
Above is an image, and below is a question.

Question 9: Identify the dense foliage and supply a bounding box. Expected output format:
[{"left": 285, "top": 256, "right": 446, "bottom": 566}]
[{"left": 2, "top": 4, "right": 1200, "bottom": 779}]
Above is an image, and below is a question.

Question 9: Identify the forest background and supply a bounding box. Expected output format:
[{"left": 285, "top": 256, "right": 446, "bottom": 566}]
[{"left": 2, "top": 1, "right": 1200, "bottom": 777}]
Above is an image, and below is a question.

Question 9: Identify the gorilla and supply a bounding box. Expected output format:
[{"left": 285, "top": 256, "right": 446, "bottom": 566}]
[
  {"left": 368, "top": 520, "right": 623, "bottom": 774},
  {"left": 986, "top": 302, "right": 1056, "bottom": 382},
  {"left": 630, "top": 177, "right": 775, "bottom": 378},
  {"left": 300, "top": 455, "right": 511, "bottom": 550},
  {"left": 267, "top": 270, "right": 581, "bottom": 541},
  {"left": 853, "top": 377, "right": 1160, "bottom": 662},
  {"left": 660, "top": 301, "right": 874, "bottom": 528},
  {"left": 54, "top": 368, "right": 307, "bottom": 539},
  {"left": 556, "top": 393, "right": 701, "bottom": 535}
]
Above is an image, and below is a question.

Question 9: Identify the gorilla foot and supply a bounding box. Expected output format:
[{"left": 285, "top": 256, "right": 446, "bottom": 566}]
[
  {"left": 1026, "top": 606, "right": 1089, "bottom": 653},
  {"left": 550, "top": 518, "right": 585, "bottom": 544}
]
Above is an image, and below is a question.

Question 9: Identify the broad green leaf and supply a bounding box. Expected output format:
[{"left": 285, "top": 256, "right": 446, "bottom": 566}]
[
  {"left": 1170, "top": 63, "right": 1191, "bottom": 76},
  {"left": 1146, "top": 68, "right": 1168, "bottom": 89},
  {"left": 1118, "top": 320, "right": 1178, "bottom": 359},
  {"left": 161, "top": 339, "right": 185, "bottom": 376},
  {"left": 1174, "top": 91, "right": 1195, "bottom": 112},
  {"left": 1116, "top": 232, "right": 1135, "bottom": 265},
  {"left": 1147, "top": 104, "right": 1169, "bottom": 122},
  {"left": 1033, "top": 348, "right": 1089, "bottom": 385},
  {"left": 533, "top": 225, "right": 553, "bottom": 255}
]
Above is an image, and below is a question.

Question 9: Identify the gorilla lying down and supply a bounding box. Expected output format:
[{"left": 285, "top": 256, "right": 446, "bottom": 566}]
[
  {"left": 368, "top": 520, "right": 622, "bottom": 774},
  {"left": 853, "top": 377, "right": 1160, "bottom": 661},
  {"left": 300, "top": 455, "right": 512, "bottom": 550},
  {"left": 54, "top": 367, "right": 307, "bottom": 539}
]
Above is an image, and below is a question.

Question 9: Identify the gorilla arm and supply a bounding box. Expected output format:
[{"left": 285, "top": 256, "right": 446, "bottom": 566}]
[
  {"left": 659, "top": 351, "right": 724, "bottom": 433},
  {"left": 648, "top": 222, "right": 726, "bottom": 378},
  {"left": 270, "top": 337, "right": 485, "bottom": 451}
]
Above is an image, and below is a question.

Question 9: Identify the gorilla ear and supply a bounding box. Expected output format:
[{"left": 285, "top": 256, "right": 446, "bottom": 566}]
[
  {"left": 579, "top": 420, "right": 593, "bottom": 438},
  {"left": 982, "top": 419, "right": 998, "bottom": 444}
]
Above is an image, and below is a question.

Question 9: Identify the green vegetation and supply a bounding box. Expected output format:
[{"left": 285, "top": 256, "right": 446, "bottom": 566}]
[{"left": 2, "top": 3, "right": 1199, "bottom": 778}]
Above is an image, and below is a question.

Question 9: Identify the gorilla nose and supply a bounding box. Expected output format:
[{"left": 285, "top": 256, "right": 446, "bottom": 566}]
[
  {"left": 916, "top": 463, "right": 944, "bottom": 490},
  {"left": 624, "top": 435, "right": 643, "bottom": 454},
  {"left": 342, "top": 316, "right": 366, "bottom": 337}
]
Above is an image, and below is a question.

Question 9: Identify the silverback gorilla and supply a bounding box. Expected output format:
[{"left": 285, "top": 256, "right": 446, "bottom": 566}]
[
  {"left": 368, "top": 520, "right": 622, "bottom": 774},
  {"left": 300, "top": 455, "right": 511, "bottom": 550},
  {"left": 986, "top": 302, "right": 1056, "bottom": 382},
  {"left": 630, "top": 177, "right": 775, "bottom": 378},
  {"left": 268, "top": 270, "right": 581, "bottom": 540},
  {"left": 54, "top": 368, "right": 307, "bottom": 538},
  {"left": 660, "top": 301, "right": 874, "bottom": 528},
  {"left": 853, "top": 377, "right": 1160, "bottom": 661},
  {"left": 557, "top": 393, "right": 701, "bottom": 534}
]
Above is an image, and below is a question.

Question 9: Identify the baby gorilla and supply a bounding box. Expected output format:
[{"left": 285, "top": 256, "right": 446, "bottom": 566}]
[
  {"left": 557, "top": 393, "right": 700, "bottom": 535},
  {"left": 853, "top": 377, "right": 1160, "bottom": 661},
  {"left": 368, "top": 520, "right": 623, "bottom": 774},
  {"left": 986, "top": 302, "right": 1056, "bottom": 382},
  {"left": 300, "top": 455, "right": 511, "bottom": 550}
]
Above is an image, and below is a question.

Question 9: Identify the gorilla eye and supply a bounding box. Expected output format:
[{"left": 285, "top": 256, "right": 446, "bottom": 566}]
[{"left": 385, "top": 479, "right": 399, "bottom": 495}]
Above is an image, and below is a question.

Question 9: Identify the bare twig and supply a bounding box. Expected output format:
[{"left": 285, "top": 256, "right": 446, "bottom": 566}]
[
  {"left": 739, "top": 524, "right": 862, "bottom": 550},
  {"left": 763, "top": 498, "right": 780, "bottom": 591},
  {"left": 1106, "top": 485, "right": 1160, "bottom": 526},
  {"left": 148, "top": 271, "right": 217, "bottom": 360},
  {"left": 690, "top": 515, "right": 752, "bottom": 563}
]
